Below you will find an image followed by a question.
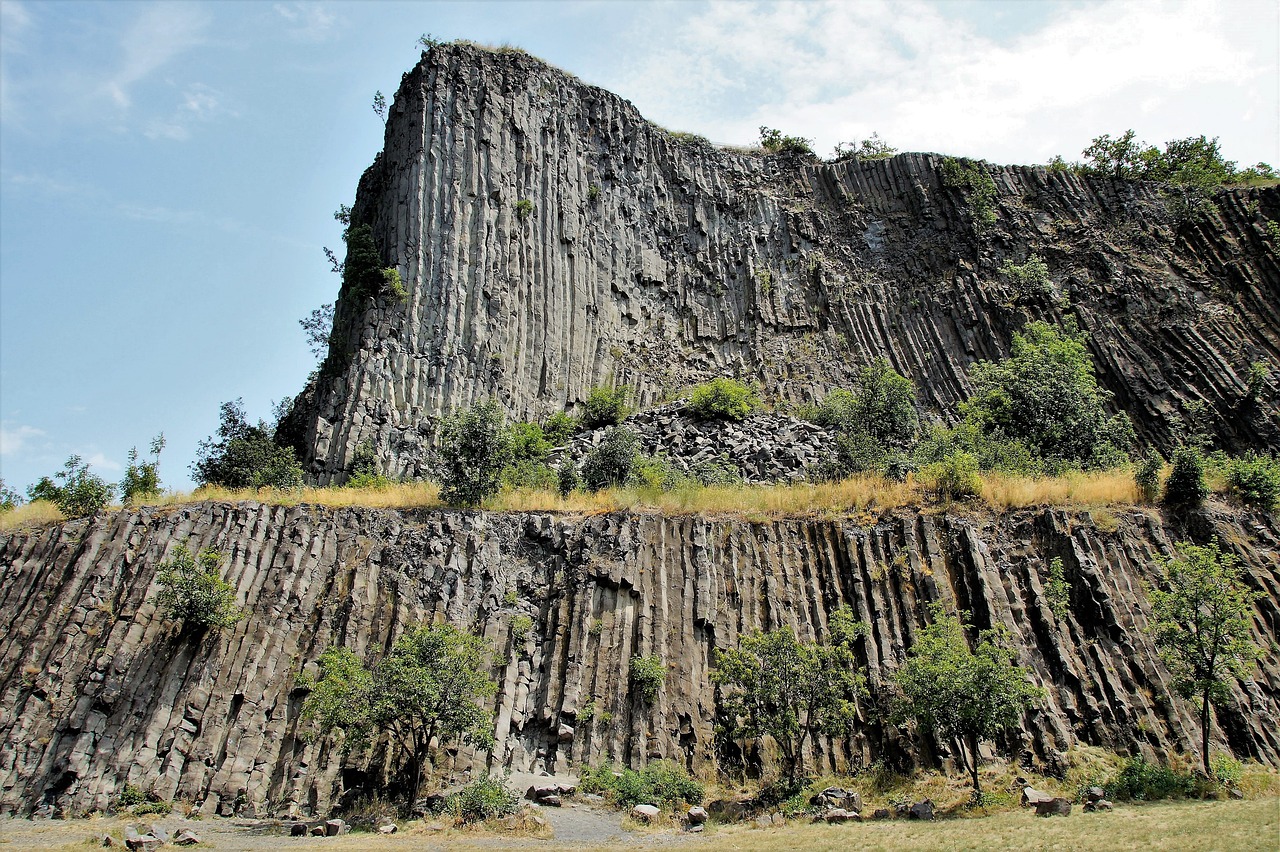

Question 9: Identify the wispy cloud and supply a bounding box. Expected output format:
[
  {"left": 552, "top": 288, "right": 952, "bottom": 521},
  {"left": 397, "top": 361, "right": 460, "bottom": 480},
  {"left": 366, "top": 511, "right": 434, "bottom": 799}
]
[
  {"left": 84, "top": 452, "right": 121, "bottom": 473},
  {"left": 612, "top": 0, "right": 1275, "bottom": 165},
  {"left": 0, "top": 423, "right": 46, "bottom": 457},
  {"left": 143, "top": 83, "right": 232, "bottom": 141},
  {"left": 102, "top": 4, "right": 210, "bottom": 109},
  {"left": 273, "top": 1, "right": 337, "bottom": 42}
]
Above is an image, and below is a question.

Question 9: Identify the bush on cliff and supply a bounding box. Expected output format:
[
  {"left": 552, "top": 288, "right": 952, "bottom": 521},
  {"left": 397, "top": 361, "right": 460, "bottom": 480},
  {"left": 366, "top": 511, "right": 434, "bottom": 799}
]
[
  {"left": 580, "top": 760, "right": 703, "bottom": 809},
  {"left": 687, "top": 377, "right": 760, "bottom": 422},
  {"left": 581, "top": 427, "right": 640, "bottom": 491},
  {"left": 808, "top": 359, "right": 919, "bottom": 480},
  {"left": 437, "top": 400, "right": 513, "bottom": 506},
  {"left": 26, "top": 455, "right": 114, "bottom": 519},
  {"left": 154, "top": 544, "right": 244, "bottom": 631},
  {"left": 582, "top": 384, "right": 631, "bottom": 428},
  {"left": 192, "top": 399, "right": 304, "bottom": 490}
]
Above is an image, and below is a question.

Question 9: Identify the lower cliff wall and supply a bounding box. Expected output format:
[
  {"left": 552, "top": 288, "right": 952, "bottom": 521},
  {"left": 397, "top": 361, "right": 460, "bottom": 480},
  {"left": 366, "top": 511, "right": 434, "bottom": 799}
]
[{"left": 1, "top": 501, "right": 1277, "bottom": 816}]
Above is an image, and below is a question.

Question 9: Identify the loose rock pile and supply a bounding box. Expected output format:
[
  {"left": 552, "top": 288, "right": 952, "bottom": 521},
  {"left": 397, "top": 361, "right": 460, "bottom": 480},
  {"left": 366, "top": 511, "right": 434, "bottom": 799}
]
[
  {"left": 557, "top": 404, "right": 834, "bottom": 484},
  {"left": 105, "top": 825, "right": 200, "bottom": 849}
]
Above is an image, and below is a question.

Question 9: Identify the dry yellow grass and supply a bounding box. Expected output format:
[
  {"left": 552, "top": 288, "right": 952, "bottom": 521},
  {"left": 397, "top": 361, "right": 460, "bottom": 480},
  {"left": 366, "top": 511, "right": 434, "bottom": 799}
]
[
  {"left": 0, "top": 499, "right": 65, "bottom": 532},
  {"left": 980, "top": 469, "right": 1140, "bottom": 509}
]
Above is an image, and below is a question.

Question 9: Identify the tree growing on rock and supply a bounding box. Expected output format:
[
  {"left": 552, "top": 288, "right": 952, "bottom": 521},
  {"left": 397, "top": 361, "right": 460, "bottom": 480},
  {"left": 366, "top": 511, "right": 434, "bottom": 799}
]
[
  {"left": 1148, "top": 541, "right": 1262, "bottom": 779},
  {"left": 302, "top": 623, "right": 497, "bottom": 805},
  {"left": 712, "top": 607, "right": 868, "bottom": 780},
  {"left": 437, "top": 399, "right": 513, "bottom": 506},
  {"left": 892, "top": 604, "right": 1043, "bottom": 797},
  {"left": 154, "top": 544, "right": 243, "bottom": 631},
  {"left": 26, "top": 455, "right": 114, "bottom": 519},
  {"left": 192, "top": 399, "right": 304, "bottom": 490}
]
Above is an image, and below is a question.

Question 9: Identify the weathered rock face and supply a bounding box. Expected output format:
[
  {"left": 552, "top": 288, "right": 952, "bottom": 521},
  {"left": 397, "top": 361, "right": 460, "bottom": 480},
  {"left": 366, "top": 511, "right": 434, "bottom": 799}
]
[
  {"left": 279, "top": 42, "right": 1279, "bottom": 483},
  {"left": 1, "top": 501, "right": 1276, "bottom": 816}
]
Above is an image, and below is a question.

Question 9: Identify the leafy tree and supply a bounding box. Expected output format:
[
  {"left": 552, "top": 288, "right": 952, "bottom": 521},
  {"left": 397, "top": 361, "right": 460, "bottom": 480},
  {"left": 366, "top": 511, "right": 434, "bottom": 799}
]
[
  {"left": 712, "top": 607, "right": 868, "bottom": 780},
  {"left": 688, "top": 377, "right": 760, "bottom": 422},
  {"left": 892, "top": 604, "right": 1043, "bottom": 796},
  {"left": 1162, "top": 444, "right": 1208, "bottom": 509},
  {"left": 543, "top": 411, "right": 577, "bottom": 445},
  {"left": 629, "top": 654, "right": 666, "bottom": 704},
  {"left": 154, "top": 544, "right": 243, "bottom": 630},
  {"left": 121, "top": 434, "right": 165, "bottom": 506},
  {"left": 0, "top": 479, "right": 21, "bottom": 513},
  {"left": 300, "top": 303, "right": 334, "bottom": 361},
  {"left": 27, "top": 455, "right": 114, "bottom": 518},
  {"left": 582, "top": 384, "right": 631, "bottom": 428},
  {"left": 437, "top": 400, "right": 513, "bottom": 506},
  {"left": 833, "top": 133, "right": 897, "bottom": 161},
  {"left": 501, "top": 421, "right": 555, "bottom": 490},
  {"left": 580, "top": 427, "right": 640, "bottom": 491},
  {"left": 192, "top": 399, "right": 304, "bottom": 490},
  {"left": 372, "top": 90, "right": 387, "bottom": 122},
  {"left": 303, "top": 623, "right": 497, "bottom": 805},
  {"left": 962, "top": 320, "right": 1133, "bottom": 469},
  {"left": 1148, "top": 542, "right": 1263, "bottom": 778},
  {"left": 759, "top": 126, "right": 813, "bottom": 156},
  {"left": 809, "top": 359, "right": 919, "bottom": 479}
]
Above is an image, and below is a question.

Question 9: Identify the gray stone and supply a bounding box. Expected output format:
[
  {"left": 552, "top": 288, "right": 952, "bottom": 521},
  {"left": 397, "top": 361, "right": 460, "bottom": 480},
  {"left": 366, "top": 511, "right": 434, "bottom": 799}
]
[
  {"left": 632, "top": 804, "right": 661, "bottom": 822},
  {"left": 173, "top": 829, "right": 202, "bottom": 846},
  {"left": 325, "top": 817, "right": 348, "bottom": 835},
  {"left": 686, "top": 806, "right": 708, "bottom": 825},
  {"left": 908, "top": 800, "right": 934, "bottom": 820},
  {"left": 378, "top": 823, "right": 397, "bottom": 834},
  {"left": 147, "top": 824, "right": 168, "bottom": 843},
  {"left": 1022, "top": 786, "right": 1055, "bottom": 806},
  {"left": 289, "top": 822, "right": 308, "bottom": 837},
  {"left": 1035, "top": 797, "right": 1072, "bottom": 817}
]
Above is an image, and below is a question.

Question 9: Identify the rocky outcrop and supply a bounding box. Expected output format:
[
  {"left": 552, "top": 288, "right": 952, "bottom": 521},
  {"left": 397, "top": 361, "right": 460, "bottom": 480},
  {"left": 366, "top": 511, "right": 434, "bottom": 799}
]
[
  {"left": 1, "top": 500, "right": 1276, "bottom": 816},
  {"left": 279, "top": 42, "right": 1279, "bottom": 484}
]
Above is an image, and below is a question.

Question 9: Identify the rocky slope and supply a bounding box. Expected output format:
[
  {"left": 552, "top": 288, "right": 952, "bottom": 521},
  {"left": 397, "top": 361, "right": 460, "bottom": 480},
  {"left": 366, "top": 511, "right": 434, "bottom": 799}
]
[
  {"left": 279, "top": 42, "right": 1279, "bottom": 484},
  {"left": 1, "top": 500, "right": 1276, "bottom": 817}
]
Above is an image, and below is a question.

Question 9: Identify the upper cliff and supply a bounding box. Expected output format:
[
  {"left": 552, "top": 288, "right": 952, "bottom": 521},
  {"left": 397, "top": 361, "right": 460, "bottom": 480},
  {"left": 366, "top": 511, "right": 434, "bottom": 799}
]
[{"left": 279, "top": 42, "right": 1279, "bottom": 485}]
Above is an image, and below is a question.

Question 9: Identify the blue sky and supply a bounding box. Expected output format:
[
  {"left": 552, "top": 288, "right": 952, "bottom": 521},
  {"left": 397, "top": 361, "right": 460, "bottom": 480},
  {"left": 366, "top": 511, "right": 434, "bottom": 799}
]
[{"left": 2, "top": 0, "right": 1276, "bottom": 494}]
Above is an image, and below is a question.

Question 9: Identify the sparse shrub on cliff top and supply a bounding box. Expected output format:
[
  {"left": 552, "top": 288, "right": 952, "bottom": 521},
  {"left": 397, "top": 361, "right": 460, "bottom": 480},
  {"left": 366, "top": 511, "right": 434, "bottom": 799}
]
[
  {"left": 1162, "top": 444, "right": 1208, "bottom": 509},
  {"left": 582, "top": 384, "right": 631, "bottom": 428},
  {"left": 26, "top": 455, "right": 113, "bottom": 519},
  {"left": 121, "top": 434, "right": 165, "bottom": 506},
  {"left": 940, "top": 156, "right": 998, "bottom": 231},
  {"left": 832, "top": 133, "right": 897, "bottom": 162},
  {"left": 1135, "top": 452, "right": 1164, "bottom": 503},
  {"left": 0, "top": 479, "right": 20, "bottom": 513},
  {"left": 759, "top": 126, "right": 813, "bottom": 157},
  {"left": 688, "top": 377, "right": 761, "bottom": 422},
  {"left": 154, "top": 544, "right": 243, "bottom": 630},
  {"left": 438, "top": 400, "right": 513, "bottom": 506}
]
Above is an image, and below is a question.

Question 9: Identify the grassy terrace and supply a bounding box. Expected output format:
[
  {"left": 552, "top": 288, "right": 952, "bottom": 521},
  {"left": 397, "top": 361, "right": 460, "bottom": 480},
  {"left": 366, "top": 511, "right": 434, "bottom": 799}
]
[{"left": 0, "top": 468, "right": 1169, "bottom": 532}]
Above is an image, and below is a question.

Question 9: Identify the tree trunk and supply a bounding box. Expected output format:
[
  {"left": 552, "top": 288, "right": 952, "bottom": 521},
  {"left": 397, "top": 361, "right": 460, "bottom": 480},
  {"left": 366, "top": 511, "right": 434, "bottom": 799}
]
[
  {"left": 1201, "top": 688, "right": 1213, "bottom": 778},
  {"left": 966, "top": 733, "right": 982, "bottom": 796}
]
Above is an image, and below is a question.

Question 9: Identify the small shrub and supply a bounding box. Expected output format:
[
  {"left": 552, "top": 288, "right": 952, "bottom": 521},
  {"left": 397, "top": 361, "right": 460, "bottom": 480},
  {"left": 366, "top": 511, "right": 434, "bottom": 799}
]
[
  {"left": 154, "top": 544, "right": 244, "bottom": 631},
  {"left": 1210, "top": 753, "right": 1244, "bottom": 786},
  {"left": 759, "top": 126, "right": 813, "bottom": 156},
  {"left": 688, "top": 455, "right": 741, "bottom": 486},
  {"left": 1163, "top": 445, "right": 1208, "bottom": 508},
  {"left": 580, "top": 760, "right": 702, "bottom": 809},
  {"left": 121, "top": 434, "right": 165, "bottom": 506},
  {"left": 1108, "top": 756, "right": 1194, "bottom": 801},
  {"left": 1245, "top": 361, "right": 1269, "bottom": 401},
  {"left": 1044, "top": 557, "right": 1070, "bottom": 620},
  {"left": 832, "top": 132, "right": 897, "bottom": 161},
  {"left": 382, "top": 267, "right": 407, "bottom": 302},
  {"left": 581, "top": 428, "right": 640, "bottom": 491},
  {"left": 117, "top": 785, "right": 147, "bottom": 809},
  {"left": 629, "top": 454, "right": 686, "bottom": 492},
  {"left": 510, "top": 614, "right": 534, "bottom": 643},
  {"left": 578, "top": 699, "right": 596, "bottom": 722},
  {"left": 1223, "top": 453, "right": 1280, "bottom": 510},
  {"left": 587, "top": 184, "right": 601, "bottom": 203},
  {"left": 999, "top": 254, "right": 1051, "bottom": 298},
  {"left": 687, "top": 377, "right": 760, "bottom": 422},
  {"left": 1135, "top": 453, "right": 1164, "bottom": 502},
  {"left": 543, "top": 411, "right": 578, "bottom": 445},
  {"left": 0, "top": 480, "right": 20, "bottom": 514},
  {"left": 132, "top": 800, "right": 174, "bottom": 817},
  {"left": 502, "top": 459, "right": 556, "bottom": 490},
  {"left": 629, "top": 654, "right": 665, "bottom": 704},
  {"left": 447, "top": 775, "right": 520, "bottom": 822},
  {"left": 26, "top": 455, "right": 113, "bottom": 519},
  {"left": 556, "top": 462, "right": 581, "bottom": 496},
  {"left": 940, "top": 157, "right": 998, "bottom": 231},
  {"left": 514, "top": 199, "right": 534, "bottom": 219},
  {"left": 919, "top": 451, "right": 981, "bottom": 501},
  {"left": 582, "top": 385, "right": 631, "bottom": 428}
]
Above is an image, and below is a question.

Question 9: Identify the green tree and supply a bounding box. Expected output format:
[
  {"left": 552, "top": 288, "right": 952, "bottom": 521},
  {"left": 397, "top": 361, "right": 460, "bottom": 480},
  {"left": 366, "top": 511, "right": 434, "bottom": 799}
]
[
  {"left": 582, "top": 385, "right": 631, "bottom": 428},
  {"left": 192, "top": 400, "right": 304, "bottom": 490},
  {"left": 154, "top": 544, "right": 243, "bottom": 630},
  {"left": 303, "top": 623, "right": 497, "bottom": 805},
  {"left": 759, "top": 126, "right": 813, "bottom": 156},
  {"left": 437, "top": 400, "right": 513, "bottom": 506},
  {"left": 580, "top": 427, "right": 640, "bottom": 491},
  {"left": 121, "top": 434, "right": 165, "bottom": 506},
  {"left": 27, "top": 455, "right": 114, "bottom": 519},
  {"left": 809, "top": 359, "right": 919, "bottom": 479},
  {"left": 0, "top": 479, "right": 21, "bottom": 513},
  {"left": 892, "top": 605, "right": 1043, "bottom": 796},
  {"left": 1162, "top": 444, "right": 1208, "bottom": 509},
  {"left": 1148, "top": 542, "right": 1262, "bottom": 778},
  {"left": 962, "top": 320, "right": 1132, "bottom": 469},
  {"left": 687, "top": 377, "right": 761, "bottom": 422},
  {"left": 712, "top": 607, "right": 867, "bottom": 780}
]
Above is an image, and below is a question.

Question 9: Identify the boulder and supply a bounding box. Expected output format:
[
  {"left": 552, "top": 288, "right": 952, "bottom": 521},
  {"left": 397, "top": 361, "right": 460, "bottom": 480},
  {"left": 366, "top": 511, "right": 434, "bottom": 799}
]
[
  {"left": 1085, "top": 786, "right": 1106, "bottom": 803},
  {"left": 1034, "top": 797, "right": 1072, "bottom": 817},
  {"left": 908, "top": 800, "right": 934, "bottom": 820},
  {"left": 824, "top": 808, "right": 853, "bottom": 823},
  {"left": 148, "top": 824, "right": 168, "bottom": 843},
  {"left": 1229, "top": 787, "right": 1245, "bottom": 800},
  {"left": 632, "top": 804, "right": 661, "bottom": 822},
  {"left": 686, "top": 806, "right": 708, "bottom": 825},
  {"left": 555, "top": 783, "right": 578, "bottom": 797},
  {"left": 325, "top": 817, "right": 348, "bottom": 836},
  {"left": 173, "top": 829, "right": 202, "bottom": 846},
  {"left": 539, "top": 794, "right": 562, "bottom": 807},
  {"left": 557, "top": 723, "right": 575, "bottom": 743},
  {"left": 754, "top": 813, "right": 774, "bottom": 828},
  {"left": 413, "top": 793, "right": 447, "bottom": 815},
  {"left": 310, "top": 825, "right": 326, "bottom": 836},
  {"left": 1082, "top": 799, "right": 1114, "bottom": 812},
  {"left": 1022, "top": 786, "right": 1055, "bottom": 806},
  {"left": 707, "top": 799, "right": 747, "bottom": 823},
  {"left": 289, "top": 822, "right": 308, "bottom": 837},
  {"left": 124, "top": 835, "right": 162, "bottom": 852},
  {"left": 378, "top": 823, "right": 398, "bottom": 834},
  {"left": 100, "top": 835, "right": 116, "bottom": 848},
  {"left": 872, "top": 808, "right": 891, "bottom": 820}
]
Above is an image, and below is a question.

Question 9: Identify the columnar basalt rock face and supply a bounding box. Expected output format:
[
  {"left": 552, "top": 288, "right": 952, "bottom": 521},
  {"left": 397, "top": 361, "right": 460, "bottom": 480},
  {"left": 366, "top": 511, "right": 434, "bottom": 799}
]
[
  {"left": 280, "top": 43, "right": 1279, "bottom": 483},
  {"left": 1, "top": 502, "right": 1276, "bottom": 816}
]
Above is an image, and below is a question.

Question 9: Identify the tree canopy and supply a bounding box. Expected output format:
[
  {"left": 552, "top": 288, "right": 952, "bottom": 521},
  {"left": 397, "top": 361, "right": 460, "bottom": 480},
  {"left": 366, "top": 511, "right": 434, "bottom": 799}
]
[
  {"left": 191, "top": 399, "right": 304, "bottom": 490},
  {"left": 712, "top": 606, "right": 867, "bottom": 779},
  {"left": 1148, "top": 541, "right": 1262, "bottom": 778},
  {"left": 436, "top": 399, "right": 513, "bottom": 506},
  {"left": 892, "top": 605, "right": 1043, "bottom": 795},
  {"left": 154, "top": 543, "right": 243, "bottom": 631},
  {"left": 303, "top": 622, "right": 497, "bottom": 803}
]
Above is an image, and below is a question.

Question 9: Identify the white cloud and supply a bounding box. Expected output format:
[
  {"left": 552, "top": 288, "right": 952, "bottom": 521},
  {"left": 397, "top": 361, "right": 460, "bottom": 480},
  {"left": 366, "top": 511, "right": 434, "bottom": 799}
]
[
  {"left": 274, "top": 2, "right": 337, "bottom": 41},
  {"left": 101, "top": 4, "right": 210, "bottom": 110},
  {"left": 609, "top": 0, "right": 1277, "bottom": 166},
  {"left": 84, "top": 452, "right": 121, "bottom": 473},
  {"left": 0, "top": 423, "right": 45, "bottom": 456}
]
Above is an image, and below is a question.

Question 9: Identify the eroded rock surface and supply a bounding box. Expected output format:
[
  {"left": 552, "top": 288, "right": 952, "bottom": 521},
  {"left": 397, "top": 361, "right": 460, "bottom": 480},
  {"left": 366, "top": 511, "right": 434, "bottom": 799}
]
[{"left": 1, "top": 501, "right": 1276, "bottom": 817}]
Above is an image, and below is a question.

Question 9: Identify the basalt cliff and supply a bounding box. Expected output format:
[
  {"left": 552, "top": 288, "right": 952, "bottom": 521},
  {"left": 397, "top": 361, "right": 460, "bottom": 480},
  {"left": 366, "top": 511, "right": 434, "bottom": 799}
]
[
  {"left": 2, "top": 43, "right": 1279, "bottom": 818},
  {"left": 278, "top": 43, "right": 1277, "bottom": 484}
]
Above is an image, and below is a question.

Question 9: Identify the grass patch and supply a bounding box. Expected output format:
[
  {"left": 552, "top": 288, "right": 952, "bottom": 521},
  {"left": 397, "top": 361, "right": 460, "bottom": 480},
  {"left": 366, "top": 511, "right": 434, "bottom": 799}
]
[
  {"left": 0, "top": 499, "right": 66, "bottom": 531},
  {"left": 980, "top": 469, "right": 1139, "bottom": 509}
]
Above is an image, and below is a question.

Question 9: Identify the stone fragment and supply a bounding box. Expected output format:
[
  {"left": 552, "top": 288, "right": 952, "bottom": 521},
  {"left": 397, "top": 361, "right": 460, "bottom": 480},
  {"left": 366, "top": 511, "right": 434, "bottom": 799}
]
[
  {"left": 632, "top": 804, "right": 661, "bottom": 822},
  {"left": 173, "top": 829, "right": 202, "bottom": 846},
  {"left": 148, "top": 824, "right": 168, "bottom": 843},
  {"left": 1034, "top": 797, "right": 1072, "bottom": 817},
  {"left": 1022, "top": 786, "right": 1054, "bottom": 806},
  {"left": 557, "top": 723, "right": 575, "bottom": 743},
  {"left": 908, "top": 800, "right": 934, "bottom": 820},
  {"left": 289, "top": 822, "right": 308, "bottom": 836},
  {"left": 310, "top": 825, "right": 325, "bottom": 836},
  {"left": 686, "top": 806, "right": 708, "bottom": 825},
  {"left": 325, "top": 817, "right": 348, "bottom": 835},
  {"left": 1085, "top": 786, "right": 1105, "bottom": 803},
  {"left": 872, "top": 808, "right": 891, "bottom": 820},
  {"left": 824, "top": 808, "right": 853, "bottom": 823},
  {"left": 378, "top": 823, "right": 398, "bottom": 834}
]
